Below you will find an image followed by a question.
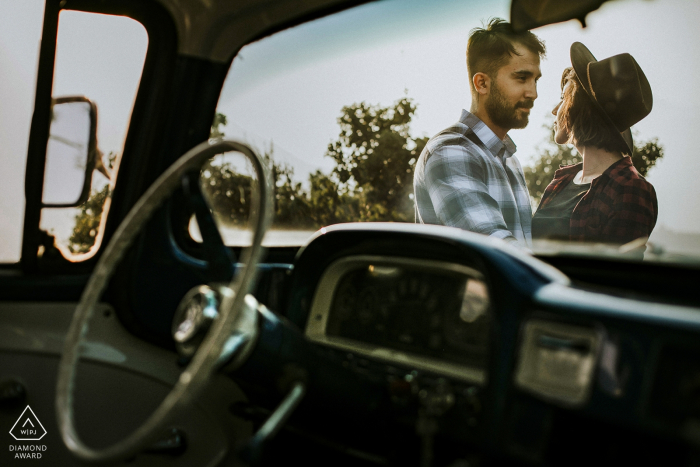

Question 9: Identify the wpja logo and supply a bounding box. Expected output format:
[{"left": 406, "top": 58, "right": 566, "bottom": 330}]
[{"left": 9, "top": 406, "right": 47, "bottom": 460}]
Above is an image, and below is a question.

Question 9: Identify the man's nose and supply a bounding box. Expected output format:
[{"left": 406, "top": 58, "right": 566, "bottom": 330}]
[{"left": 525, "top": 81, "right": 538, "bottom": 100}]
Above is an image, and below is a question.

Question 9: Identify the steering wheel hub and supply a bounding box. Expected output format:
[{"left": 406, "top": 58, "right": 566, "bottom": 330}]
[{"left": 173, "top": 285, "right": 222, "bottom": 357}]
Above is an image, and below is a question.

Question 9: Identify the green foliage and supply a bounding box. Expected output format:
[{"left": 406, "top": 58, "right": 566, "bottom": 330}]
[
  {"left": 269, "top": 159, "right": 314, "bottom": 226},
  {"left": 201, "top": 98, "right": 424, "bottom": 228},
  {"left": 210, "top": 113, "right": 227, "bottom": 138},
  {"left": 201, "top": 160, "right": 255, "bottom": 227},
  {"left": 305, "top": 171, "right": 356, "bottom": 226},
  {"left": 631, "top": 138, "right": 664, "bottom": 177},
  {"left": 201, "top": 149, "right": 320, "bottom": 229},
  {"left": 524, "top": 122, "right": 664, "bottom": 205},
  {"left": 67, "top": 184, "right": 110, "bottom": 254},
  {"left": 326, "top": 98, "right": 427, "bottom": 222},
  {"left": 67, "top": 152, "right": 117, "bottom": 254}
]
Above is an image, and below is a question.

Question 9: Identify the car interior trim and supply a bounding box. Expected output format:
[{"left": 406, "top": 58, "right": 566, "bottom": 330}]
[
  {"left": 535, "top": 283, "right": 700, "bottom": 331},
  {"left": 154, "top": 0, "right": 371, "bottom": 62},
  {"left": 0, "top": 302, "right": 181, "bottom": 385}
]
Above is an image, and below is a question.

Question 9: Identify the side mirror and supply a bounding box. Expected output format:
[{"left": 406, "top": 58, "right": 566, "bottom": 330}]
[
  {"left": 42, "top": 96, "right": 99, "bottom": 207},
  {"left": 510, "top": 0, "right": 611, "bottom": 31}
]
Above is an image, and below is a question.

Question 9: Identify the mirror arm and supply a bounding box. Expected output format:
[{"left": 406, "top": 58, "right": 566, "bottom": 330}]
[{"left": 75, "top": 97, "right": 99, "bottom": 206}]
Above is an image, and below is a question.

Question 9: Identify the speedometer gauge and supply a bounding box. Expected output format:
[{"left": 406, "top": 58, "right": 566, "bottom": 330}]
[{"left": 306, "top": 256, "right": 491, "bottom": 383}]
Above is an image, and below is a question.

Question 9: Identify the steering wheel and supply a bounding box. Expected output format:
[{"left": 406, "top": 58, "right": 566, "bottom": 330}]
[{"left": 56, "top": 140, "right": 273, "bottom": 462}]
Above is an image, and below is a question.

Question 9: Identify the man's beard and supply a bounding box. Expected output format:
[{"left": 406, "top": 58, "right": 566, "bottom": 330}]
[{"left": 485, "top": 81, "right": 533, "bottom": 130}]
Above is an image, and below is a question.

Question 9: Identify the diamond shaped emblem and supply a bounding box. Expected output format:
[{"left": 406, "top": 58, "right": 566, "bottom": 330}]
[{"left": 9, "top": 406, "right": 46, "bottom": 441}]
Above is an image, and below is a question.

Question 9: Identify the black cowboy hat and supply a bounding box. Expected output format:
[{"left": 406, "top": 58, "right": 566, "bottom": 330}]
[{"left": 570, "top": 42, "right": 653, "bottom": 154}]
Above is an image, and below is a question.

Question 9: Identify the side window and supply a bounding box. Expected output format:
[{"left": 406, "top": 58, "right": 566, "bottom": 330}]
[
  {"left": 39, "top": 10, "right": 148, "bottom": 260},
  {"left": 0, "top": 0, "right": 45, "bottom": 263}
]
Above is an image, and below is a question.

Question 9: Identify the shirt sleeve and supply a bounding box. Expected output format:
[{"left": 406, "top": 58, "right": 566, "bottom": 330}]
[
  {"left": 604, "top": 178, "right": 658, "bottom": 244},
  {"left": 424, "top": 144, "right": 517, "bottom": 242}
]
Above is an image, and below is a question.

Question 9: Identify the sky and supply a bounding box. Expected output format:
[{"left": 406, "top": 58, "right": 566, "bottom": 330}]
[{"left": 1, "top": 0, "right": 699, "bottom": 261}]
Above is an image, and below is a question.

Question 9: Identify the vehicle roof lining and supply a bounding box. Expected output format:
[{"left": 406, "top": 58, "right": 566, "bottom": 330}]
[{"left": 156, "top": 0, "right": 371, "bottom": 63}]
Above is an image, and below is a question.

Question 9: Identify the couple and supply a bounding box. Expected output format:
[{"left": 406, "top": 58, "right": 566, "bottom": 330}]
[{"left": 414, "top": 18, "right": 657, "bottom": 249}]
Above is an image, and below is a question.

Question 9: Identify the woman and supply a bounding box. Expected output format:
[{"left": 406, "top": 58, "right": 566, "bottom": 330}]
[{"left": 532, "top": 42, "right": 658, "bottom": 246}]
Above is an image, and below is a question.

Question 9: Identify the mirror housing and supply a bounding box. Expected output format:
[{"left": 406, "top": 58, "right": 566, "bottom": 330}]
[
  {"left": 510, "top": 0, "right": 612, "bottom": 32},
  {"left": 42, "top": 96, "right": 99, "bottom": 207}
]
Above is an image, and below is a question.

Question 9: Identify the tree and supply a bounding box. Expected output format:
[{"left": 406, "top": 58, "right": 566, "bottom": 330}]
[
  {"left": 67, "top": 152, "right": 116, "bottom": 254},
  {"left": 67, "top": 185, "right": 110, "bottom": 254},
  {"left": 305, "top": 170, "right": 360, "bottom": 226},
  {"left": 210, "top": 112, "right": 228, "bottom": 138},
  {"left": 202, "top": 97, "right": 426, "bottom": 227},
  {"left": 631, "top": 138, "right": 664, "bottom": 177},
  {"left": 201, "top": 147, "right": 316, "bottom": 229},
  {"left": 269, "top": 158, "right": 315, "bottom": 227},
  {"left": 326, "top": 98, "right": 428, "bottom": 222},
  {"left": 200, "top": 159, "right": 256, "bottom": 227},
  {"left": 524, "top": 122, "right": 664, "bottom": 205}
]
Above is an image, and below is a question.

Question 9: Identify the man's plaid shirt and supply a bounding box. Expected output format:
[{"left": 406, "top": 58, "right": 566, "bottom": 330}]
[
  {"left": 537, "top": 157, "right": 657, "bottom": 244},
  {"left": 414, "top": 110, "right": 532, "bottom": 247}
]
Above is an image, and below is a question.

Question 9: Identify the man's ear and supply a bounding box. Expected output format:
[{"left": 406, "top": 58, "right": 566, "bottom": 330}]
[{"left": 473, "top": 72, "right": 490, "bottom": 97}]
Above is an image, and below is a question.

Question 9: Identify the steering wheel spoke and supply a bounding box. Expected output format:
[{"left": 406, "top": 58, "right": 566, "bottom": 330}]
[{"left": 181, "top": 170, "right": 236, "bottom": 283}]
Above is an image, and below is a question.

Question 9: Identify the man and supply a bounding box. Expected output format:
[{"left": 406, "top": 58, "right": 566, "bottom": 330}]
[{"left": 413, "top": 18, "right": 545, "bottom": 247}]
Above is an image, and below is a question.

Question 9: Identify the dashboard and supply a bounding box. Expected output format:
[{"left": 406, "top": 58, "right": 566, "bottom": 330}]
[{"left": 267, "top": 223, "right": 700, "bottom": 465}]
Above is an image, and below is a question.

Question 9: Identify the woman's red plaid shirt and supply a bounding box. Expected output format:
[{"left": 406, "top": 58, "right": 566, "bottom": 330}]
[{"left": 537, "top": 157, "right": 658, "bottom": 244}]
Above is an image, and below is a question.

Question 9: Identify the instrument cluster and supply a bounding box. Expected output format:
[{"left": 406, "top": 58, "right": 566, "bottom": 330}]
[{"left": 305, "top": 256, "right": 491, "bottom": 383}]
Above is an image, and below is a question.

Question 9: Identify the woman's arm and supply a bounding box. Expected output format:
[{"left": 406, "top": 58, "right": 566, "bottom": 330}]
[{"left": 603, "top": 178, "right": 658, "bottom": 244}]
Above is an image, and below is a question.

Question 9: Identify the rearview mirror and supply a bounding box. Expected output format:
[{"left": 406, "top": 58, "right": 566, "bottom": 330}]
[
  {"left": 510, "top": 0, "right": 612, "bottom": 31},
  {"left": 42, "top": 96, "right": 98, "bottom": 207}
]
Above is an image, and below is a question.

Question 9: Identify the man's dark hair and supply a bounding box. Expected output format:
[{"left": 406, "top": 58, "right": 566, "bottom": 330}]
[{"left": 467, "top": 18, "right": 546, "bottom": 94}]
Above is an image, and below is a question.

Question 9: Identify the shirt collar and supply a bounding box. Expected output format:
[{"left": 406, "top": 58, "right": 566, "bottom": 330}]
[
  {"left": 553, "top": 156, "right": 635, "bottom": 182},
  {"left": 602, "top": 156, "right": 634, "bottom": 179},
  {"left": 460, "top": 109, "right": 517, "bottom": 161},
  {"left": 554, "top": 162, "right": 582, "bottom": 179}
]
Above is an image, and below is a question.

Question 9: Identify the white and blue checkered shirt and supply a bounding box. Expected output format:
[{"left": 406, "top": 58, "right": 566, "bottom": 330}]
[{"left": 414, "top": 110, "right": 532, "bottom": 247}]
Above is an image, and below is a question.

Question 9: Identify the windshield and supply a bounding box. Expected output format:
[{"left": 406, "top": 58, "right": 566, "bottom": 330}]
[{"left": 208, "top": 0, "right": 699, "bottom": 264}]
